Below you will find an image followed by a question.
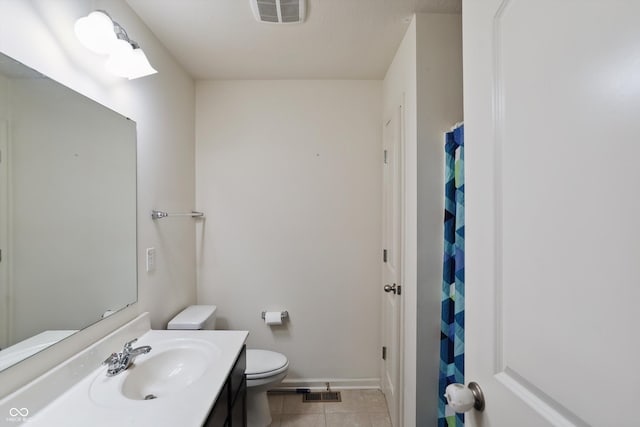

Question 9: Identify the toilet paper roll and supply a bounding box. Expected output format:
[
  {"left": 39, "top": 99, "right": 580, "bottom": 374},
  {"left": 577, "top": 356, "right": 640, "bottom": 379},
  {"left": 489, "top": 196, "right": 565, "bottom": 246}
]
[{"left": 264, "top": 311, "right": 283, "bottom": 326}]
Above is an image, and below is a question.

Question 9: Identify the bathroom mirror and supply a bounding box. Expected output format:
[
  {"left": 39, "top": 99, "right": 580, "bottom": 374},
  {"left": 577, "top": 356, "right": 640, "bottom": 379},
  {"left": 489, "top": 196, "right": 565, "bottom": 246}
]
[{"left": 0, "top": 52, "right": 137, "bottom": 371}]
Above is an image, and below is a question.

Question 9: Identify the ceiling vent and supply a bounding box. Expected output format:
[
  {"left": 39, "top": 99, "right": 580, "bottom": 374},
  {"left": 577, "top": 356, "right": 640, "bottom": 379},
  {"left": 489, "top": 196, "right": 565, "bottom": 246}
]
[{"left": 250, "top": 0, "right": 306, "bottom": 24}]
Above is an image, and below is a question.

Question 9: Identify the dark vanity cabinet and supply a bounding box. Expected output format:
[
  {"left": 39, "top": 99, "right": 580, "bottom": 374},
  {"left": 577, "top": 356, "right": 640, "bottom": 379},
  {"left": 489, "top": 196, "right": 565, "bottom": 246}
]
[{"left": 204, "top": 346, "right": 247, "bottom": 427}]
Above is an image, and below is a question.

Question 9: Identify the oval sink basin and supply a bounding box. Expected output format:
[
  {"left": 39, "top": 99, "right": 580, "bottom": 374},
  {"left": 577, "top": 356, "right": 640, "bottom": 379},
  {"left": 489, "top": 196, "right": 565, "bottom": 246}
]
[
  {"left": 89, "top": 337, "right": 221, "bottom": 406},
  {"left": 122, "top": 347, "right": 211, "bottom": 400}
]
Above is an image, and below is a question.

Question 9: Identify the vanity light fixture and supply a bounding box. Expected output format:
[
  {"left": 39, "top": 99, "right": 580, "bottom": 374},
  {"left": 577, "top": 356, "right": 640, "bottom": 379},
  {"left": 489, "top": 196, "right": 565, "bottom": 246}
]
[{"left": 74, "top": 10, "right": 157, "bottom": 80}]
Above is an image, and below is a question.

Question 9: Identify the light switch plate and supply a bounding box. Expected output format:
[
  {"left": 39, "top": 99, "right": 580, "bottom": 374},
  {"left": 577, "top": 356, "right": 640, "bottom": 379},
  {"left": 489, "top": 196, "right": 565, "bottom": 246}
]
[{"left": 146, "top": 247, "right": 156, "bottom": 272}]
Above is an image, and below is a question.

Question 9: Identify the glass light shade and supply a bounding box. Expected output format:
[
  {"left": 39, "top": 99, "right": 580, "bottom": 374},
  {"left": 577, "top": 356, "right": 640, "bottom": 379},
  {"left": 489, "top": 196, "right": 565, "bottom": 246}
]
[
  {"left": 105, "top": 39, "right": 136, "bottom": 78},
  {"left": 105, "top": 40, "right": 157, "bottom": 80},
  {"left": 74, "top": 11, "right": 116, "bottom": 55},
  {"left": 126, "top": 48, "right": 158, "bottom": 80}
]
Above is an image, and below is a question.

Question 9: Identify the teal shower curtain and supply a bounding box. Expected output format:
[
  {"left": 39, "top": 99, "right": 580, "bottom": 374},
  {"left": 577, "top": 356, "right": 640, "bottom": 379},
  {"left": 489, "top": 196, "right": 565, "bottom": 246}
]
[{"left": 438, "top": 125, "right": 465, "bottom": 427}]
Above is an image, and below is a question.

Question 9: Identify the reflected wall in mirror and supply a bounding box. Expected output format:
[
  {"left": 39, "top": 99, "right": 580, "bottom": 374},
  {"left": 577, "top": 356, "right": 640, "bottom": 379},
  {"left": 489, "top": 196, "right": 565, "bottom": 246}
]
[{"left": 0, "top": 52, "right": 137, "bottom": 371}]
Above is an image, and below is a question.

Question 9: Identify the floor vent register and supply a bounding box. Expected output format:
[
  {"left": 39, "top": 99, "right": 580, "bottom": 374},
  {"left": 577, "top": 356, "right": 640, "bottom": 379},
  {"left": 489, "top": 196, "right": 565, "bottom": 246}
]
[{"left": 302, "top": 391, "right": 342, "bottom": 403}]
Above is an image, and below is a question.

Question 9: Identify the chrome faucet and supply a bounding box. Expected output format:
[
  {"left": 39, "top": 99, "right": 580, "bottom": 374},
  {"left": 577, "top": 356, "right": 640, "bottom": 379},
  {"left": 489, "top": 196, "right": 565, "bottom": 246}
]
[{"left": 102, "top": 338, "right": 152, "bottom": 376}]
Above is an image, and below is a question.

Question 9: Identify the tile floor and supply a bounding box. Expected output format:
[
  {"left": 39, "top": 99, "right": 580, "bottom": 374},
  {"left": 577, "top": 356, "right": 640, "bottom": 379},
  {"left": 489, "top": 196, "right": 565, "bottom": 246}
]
[{"left": 267, "top": 389, "right": 392, "bottom": 427}]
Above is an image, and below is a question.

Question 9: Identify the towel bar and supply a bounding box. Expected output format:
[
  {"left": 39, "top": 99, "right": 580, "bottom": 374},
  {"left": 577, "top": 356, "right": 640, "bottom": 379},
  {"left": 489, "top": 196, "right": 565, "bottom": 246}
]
[{"left": 151, "top": 210, "right": 204, "bottom": 220}]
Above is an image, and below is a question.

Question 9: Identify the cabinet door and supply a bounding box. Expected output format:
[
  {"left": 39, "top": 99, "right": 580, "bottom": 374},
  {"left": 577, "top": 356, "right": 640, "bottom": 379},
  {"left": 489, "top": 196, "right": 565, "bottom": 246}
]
[
  {"left": 229, "top": 378, "right": 247, "bottom": 427},
  {"left": 204, "top": 382, "right": 229, "bottom": 427},
  {"left": 229, "top": 346, "right": 246, "bottom": 402}
]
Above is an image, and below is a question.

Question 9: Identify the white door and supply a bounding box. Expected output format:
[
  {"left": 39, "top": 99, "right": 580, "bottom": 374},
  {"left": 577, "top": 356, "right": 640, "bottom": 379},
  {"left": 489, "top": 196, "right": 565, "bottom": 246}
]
[
  {"left": 381, "top": 106, "right": 403, "bottom": 427},
  {"left": 464, "top": 1, "right": 640, "bottom": 425}
]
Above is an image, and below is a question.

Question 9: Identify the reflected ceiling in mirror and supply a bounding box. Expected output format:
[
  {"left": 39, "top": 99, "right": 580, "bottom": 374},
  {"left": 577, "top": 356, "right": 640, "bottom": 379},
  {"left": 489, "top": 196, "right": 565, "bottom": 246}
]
[{"left": 0, "top": 52, "right": 138, "bottom": 371}]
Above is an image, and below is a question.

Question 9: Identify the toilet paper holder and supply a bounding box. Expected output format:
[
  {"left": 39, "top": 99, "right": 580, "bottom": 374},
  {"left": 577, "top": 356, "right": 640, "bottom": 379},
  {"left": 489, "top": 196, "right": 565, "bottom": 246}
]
[{"left": 261, "top": 311, "right": 289, "bottom": 320}]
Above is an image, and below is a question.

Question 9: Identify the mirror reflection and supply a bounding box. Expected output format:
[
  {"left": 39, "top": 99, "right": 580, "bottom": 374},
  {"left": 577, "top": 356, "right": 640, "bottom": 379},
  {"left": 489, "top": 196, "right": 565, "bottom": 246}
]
[{"left": 0, "top": 52, "right": 138, "bottom": 371}]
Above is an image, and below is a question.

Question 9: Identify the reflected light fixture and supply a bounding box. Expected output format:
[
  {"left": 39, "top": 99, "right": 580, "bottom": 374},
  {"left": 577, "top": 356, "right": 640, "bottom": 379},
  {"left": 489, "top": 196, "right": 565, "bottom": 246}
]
[{"left": 74, "top": 10, "right": 157, "bottom": 80}]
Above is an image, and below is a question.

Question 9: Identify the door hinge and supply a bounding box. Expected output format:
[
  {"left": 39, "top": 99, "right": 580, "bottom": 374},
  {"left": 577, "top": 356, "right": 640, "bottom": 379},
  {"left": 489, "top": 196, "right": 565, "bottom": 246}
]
[
  {"left": 382, "top": 346, "right": 387, "bottom": 360},
  {"left": 383, "top": 149, "right": 388, "bottom": 164},
  {"left": 383, "top": 249, "right": 387, "bottom": 263}
]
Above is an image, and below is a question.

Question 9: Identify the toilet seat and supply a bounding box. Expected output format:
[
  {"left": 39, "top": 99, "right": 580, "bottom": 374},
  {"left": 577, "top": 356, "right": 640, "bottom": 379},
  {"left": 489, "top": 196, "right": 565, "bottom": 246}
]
[{"left": 246, "top": 349, "right": 289, "bottom": 380}]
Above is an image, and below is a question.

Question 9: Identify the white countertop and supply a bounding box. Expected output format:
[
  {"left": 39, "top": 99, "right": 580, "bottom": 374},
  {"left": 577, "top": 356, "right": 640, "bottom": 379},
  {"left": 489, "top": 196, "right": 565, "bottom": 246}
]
[{"left": 0, "top": 314, "right": 248, "bottom": 427}]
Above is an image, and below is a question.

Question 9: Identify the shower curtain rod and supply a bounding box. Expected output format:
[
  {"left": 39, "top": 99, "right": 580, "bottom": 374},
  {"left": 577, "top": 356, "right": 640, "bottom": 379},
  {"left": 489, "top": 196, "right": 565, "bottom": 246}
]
[{"left": 450, "top": 121, "right": 464, "bottom": 131}]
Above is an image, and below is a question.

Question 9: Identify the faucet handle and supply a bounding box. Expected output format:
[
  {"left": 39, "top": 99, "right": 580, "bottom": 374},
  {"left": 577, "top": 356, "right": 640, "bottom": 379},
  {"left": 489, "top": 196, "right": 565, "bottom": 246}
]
[
  {"left": 102, "top": 352, "right": 120, "bottom": 366},
  {"left": 123, "top": 338, "right": 138, "bottom": 352}
]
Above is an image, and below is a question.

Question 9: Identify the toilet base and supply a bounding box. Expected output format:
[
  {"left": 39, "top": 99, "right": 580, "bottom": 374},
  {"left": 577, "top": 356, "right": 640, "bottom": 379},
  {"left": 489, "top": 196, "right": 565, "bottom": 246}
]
[
  {"left": 246, "top": 388, "right": 271, "bottom": 427},
  {"left": 244, "top": 354, "right": 288, "bottom": 427}
]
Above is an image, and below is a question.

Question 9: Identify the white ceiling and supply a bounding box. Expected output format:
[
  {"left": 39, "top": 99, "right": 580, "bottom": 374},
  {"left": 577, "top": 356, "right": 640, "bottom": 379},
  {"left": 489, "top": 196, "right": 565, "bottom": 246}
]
[{"left": 126, "top": 0, "right": 461, "bottom": 80}]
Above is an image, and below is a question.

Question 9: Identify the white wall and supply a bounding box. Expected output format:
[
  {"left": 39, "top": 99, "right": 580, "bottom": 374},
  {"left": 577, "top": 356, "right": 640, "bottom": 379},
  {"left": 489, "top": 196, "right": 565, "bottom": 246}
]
[
  {"left": 195, "top": 80, "right": 382, "bottom": 385},
  {"left": 0, "top": 74, "right": 6, "bottom": 115},
  {"left": 415, "top": 13, "right": 463, "bottom": 425},
  {"left": 382, "top": 13, "right": 463, "bottom": 425},
  {"left": 0, "top": 0, "right": 196, "bottom": 396}
]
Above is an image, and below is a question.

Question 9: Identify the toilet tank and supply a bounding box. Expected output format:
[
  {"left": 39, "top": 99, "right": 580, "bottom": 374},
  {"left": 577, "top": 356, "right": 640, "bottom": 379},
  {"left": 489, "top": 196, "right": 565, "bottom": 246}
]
[{"left": 167, "top": 305, "right": 217, "bottom": 330}]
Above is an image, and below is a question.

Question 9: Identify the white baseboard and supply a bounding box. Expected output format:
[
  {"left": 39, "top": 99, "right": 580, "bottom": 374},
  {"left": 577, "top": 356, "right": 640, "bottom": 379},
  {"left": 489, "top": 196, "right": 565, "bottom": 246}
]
[{"left": 274, "top": 377, "right": 381, "bottom": 391}]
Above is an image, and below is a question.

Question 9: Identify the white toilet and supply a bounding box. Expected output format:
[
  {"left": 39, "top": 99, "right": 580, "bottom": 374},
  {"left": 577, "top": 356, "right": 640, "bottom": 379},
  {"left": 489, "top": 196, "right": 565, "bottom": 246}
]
[{"left": 167, "top": 305, "right": 289, "bottom": 427}]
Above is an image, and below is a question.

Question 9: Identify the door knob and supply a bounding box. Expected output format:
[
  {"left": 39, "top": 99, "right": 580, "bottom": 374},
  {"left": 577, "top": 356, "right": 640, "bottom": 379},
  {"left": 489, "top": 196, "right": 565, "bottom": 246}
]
[
  {"left": 444, "top": 382, "right": 485, "bottom": 412},
  {"left": 384, "top": 284, "right": 397, "bottom": 294}
]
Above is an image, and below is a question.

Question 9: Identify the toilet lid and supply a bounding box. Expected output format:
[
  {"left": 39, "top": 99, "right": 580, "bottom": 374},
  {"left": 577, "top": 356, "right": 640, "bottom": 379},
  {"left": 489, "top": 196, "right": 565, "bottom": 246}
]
[{"left": 246, "top": 349, "right": 289, "bottom": 380}]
